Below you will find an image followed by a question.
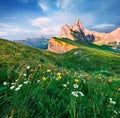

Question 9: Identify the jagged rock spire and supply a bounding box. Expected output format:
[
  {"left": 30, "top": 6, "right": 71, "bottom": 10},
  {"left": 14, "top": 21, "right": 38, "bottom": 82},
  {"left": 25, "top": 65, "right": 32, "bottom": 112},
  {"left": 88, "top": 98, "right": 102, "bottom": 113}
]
[
  {"left": 59, "top": 19, "right": 85, "bottom": 41},
  {"left": 73, "top": 19, "right": 84, "bottom": 31}
]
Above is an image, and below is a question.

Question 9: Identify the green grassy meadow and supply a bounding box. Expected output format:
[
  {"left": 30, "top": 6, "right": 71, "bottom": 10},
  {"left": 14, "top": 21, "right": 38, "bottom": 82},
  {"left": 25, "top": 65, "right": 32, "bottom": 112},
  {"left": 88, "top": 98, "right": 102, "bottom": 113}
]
[{"left": 0, "top": 38, "right": 120, "bottom": 118}]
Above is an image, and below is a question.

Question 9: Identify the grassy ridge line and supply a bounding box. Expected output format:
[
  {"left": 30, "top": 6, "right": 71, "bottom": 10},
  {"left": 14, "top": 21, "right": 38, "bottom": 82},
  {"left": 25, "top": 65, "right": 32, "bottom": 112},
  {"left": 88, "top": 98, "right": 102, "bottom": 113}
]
[{"left": 54, "top": 37, "right": 119, "bottom": 56}]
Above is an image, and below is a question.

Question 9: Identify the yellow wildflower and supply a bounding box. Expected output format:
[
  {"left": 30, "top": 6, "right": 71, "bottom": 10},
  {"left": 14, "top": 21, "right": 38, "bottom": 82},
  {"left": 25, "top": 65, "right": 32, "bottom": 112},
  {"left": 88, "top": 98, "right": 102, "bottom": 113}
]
[
  {"left": 75, "top": 79, "right": 79, "bottom": 84},
  {"left": 58, "top": 75, "right": 61, "bottom": 80},
  {"left": 47, "top": 69, "right": 51, "bottom": 72},
  {"left": 42, "top": 77, "right": 47, "bottom": 81},
  {"left": 57, "top": 72, "right": 61, "bottom": 76}
]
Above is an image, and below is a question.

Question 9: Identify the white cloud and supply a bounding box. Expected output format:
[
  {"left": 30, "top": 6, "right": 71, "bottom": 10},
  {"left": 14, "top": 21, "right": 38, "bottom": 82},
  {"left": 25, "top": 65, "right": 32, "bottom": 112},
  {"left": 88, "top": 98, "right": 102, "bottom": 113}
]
[
  {"left": 91, "top": 23, "right": 116, "bottom": 29},
  {"left": 56, "top": 0, "right": 74, "bottom": 10},
  {"left": 33, "top": 0, "right": 96, "bottom": 37},
  {"left": 37, "top": 0, "right": 50, "bottom": 12},
  {"left": 32, "top": 17, "right": 52, "bottom": 27},
  {"left": 56, "top": 0, "right": 85, "bottom": 10},
  {"left": 31, "top": 10, "right": 96, "bottom": 36},
  {"left": 0, "top": 23, "right": 39, "bottom": 40},
  {"left": 0, "top": 31, "right": 7, "bottom": 36}
]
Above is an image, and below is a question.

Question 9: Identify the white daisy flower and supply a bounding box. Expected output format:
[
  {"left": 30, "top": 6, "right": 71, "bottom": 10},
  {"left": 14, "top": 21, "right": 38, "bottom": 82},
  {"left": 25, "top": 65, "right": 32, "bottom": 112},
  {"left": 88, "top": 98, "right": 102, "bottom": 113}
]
[
  {"left": 109, "top": 98, "right": 112, "bottom": 101},
  {"left": 71, "top": 91, "right": 78, "bottom": 97},
  {"left": 37, "top": 80, "right": 40, "bottom": 82},
  {"left": 24, "top": 81, "right": 29, "bottom": 84},
  {"left": 109, "top": 98, "right": 116, "bottom": 105},
  {"left": 10, "top": 86, "right": 15, "bottom": 90},
  {"left": 109, "top": 100, "right": 116, "bottom": 105},
  {"left": 3, "top": 82, "right": 9, "bottom": 85},
  {"left": 23, "top": 73, "right": 27, "bottom": 76},
  {"left": 62, "top": 84, "right": 67, "bottom": 87},
  {"left": 78, "top": 91, "right": 84, "bottom": 96},
  {"left": 18, "top": 84, "right": 23, "bottom": 88},
  {"left": 73, "top": 84, "right": 78, "bottom": 89},
  {"left": 15, "top": 87, "right": 20, "bottom": 91},
  {"left": 11, "top": 82, "right": 16, "bottom": 85},
  {"left": 27, "top": 65, "right": 30, "bottom": 69}
]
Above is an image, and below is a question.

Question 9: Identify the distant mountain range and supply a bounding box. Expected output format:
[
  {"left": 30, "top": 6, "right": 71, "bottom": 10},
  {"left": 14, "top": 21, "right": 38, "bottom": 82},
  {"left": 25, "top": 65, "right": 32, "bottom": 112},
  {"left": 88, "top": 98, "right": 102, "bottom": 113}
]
[{"left": 14, "top": 36, "right": 49, "bottom": 49}]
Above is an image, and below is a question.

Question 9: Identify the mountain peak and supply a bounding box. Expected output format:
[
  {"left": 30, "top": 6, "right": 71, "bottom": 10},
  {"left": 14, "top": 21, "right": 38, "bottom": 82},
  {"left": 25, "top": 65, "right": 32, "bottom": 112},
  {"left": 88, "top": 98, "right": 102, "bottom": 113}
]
[
  {"left": 75, "top": 19, "right": 84, "bottom": 30},
  {"left": 59, "top": 19, "right": 85, "bottom": 41}
]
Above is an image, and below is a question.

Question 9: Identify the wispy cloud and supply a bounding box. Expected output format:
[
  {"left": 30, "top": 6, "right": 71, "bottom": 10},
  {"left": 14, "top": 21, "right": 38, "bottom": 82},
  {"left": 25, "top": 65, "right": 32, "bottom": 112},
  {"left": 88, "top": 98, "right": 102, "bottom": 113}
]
[
  {"left": 56, "top": 0, "right": 74, "bottom": 10},
  {"left": 56, "top": 0, "right": 85, "bottom": 10},
  {"left": 37, "top": 0, "right": 50, "bottom": 12},
  {"left": 32, "top": 17, "right": 51, "bottom": 27},
  {"left": 90, "top": 23, "right": 116, "bottom": 29}
]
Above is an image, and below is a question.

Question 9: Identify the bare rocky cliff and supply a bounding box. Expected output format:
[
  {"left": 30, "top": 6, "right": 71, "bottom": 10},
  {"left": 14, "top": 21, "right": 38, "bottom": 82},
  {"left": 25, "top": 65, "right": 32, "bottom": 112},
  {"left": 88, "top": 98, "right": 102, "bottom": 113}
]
[{"left": 48, "top": 37, "right": 77, "bottom": 53}]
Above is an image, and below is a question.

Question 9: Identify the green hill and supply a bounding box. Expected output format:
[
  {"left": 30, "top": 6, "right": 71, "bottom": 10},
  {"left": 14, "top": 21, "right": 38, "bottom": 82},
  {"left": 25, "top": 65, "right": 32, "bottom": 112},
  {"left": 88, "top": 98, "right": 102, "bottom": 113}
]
[{"left": 0, "top": 38, "right": 120, "bottom": 118}]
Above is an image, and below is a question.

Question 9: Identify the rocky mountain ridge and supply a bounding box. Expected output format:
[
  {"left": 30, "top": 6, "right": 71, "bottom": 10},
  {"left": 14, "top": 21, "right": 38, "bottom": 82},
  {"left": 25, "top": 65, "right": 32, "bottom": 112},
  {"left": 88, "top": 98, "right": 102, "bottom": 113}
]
[
  {"left": 85, "top": 28, "right": 120, "bottom": 45},
  {"left": 48, "top": 19, "right": 120, "bottom": 53}
]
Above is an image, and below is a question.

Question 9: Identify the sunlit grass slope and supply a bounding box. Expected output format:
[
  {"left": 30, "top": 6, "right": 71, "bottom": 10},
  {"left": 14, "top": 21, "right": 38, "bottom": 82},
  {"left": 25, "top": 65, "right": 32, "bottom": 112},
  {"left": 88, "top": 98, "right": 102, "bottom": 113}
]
[{"left": 0, "top": 38, "right": 120, "bottom": 118}]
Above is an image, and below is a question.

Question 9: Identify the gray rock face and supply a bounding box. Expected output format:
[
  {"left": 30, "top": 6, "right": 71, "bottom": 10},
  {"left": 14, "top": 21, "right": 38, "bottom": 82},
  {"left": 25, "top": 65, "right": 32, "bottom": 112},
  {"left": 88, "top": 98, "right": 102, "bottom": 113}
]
[{"left": 59, "top": 19, "right": 86, "bottom": 41}]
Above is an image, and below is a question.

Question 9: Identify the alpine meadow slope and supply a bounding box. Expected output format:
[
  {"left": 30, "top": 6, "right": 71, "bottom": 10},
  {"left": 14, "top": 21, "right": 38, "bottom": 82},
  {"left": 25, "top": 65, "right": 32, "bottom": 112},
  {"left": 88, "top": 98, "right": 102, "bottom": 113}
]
[{"left": 0, "top": 38, "right": 120, "bottom": 117}]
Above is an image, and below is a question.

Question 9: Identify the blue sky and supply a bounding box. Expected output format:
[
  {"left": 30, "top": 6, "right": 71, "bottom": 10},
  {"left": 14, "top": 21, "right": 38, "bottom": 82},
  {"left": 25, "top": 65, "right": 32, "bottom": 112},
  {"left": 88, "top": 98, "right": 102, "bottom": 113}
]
[{"left": 0, "top": 0, "right": 120, "bottom": 40}]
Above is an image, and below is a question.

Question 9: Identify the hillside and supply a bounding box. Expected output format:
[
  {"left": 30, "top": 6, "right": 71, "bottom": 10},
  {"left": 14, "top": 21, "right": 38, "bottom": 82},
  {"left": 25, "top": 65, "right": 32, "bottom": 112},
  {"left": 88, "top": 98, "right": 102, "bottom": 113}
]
[{"left": 0, "top": 38, "right": 120, "bottom": 118}]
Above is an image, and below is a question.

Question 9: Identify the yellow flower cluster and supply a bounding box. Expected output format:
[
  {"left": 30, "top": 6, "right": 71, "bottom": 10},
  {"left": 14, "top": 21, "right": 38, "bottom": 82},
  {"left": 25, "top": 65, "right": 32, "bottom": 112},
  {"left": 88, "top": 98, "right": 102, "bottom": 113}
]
[{"left": 57, "top": 73, "right": 61, "bottom": 80}]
